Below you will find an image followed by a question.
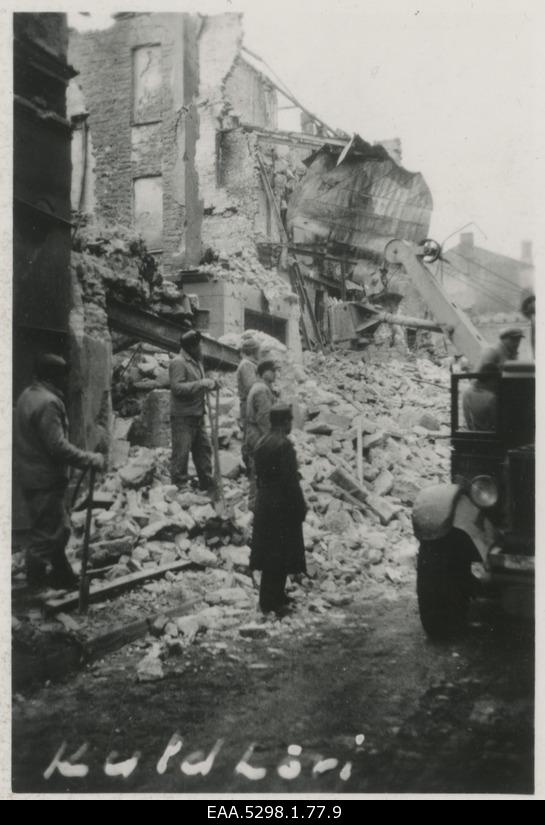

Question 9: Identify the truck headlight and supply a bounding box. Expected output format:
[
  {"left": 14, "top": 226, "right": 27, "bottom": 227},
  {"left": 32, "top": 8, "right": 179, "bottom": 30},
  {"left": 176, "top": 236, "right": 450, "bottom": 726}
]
[{"left": 469, "top": 475, "right": 498, "bottom": 509}]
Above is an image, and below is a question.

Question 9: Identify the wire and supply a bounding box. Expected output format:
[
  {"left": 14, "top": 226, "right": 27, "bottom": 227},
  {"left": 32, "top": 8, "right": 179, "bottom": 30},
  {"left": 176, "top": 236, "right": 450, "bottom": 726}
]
[
  {"left": 448, "top": 250, "right": 524, "bottom": 295},
  {"left": 441, "top": 221, "right": 487, "bottom": 249},
  {"left": 441, "top": 263, "right": 519, "bottom": 311}
]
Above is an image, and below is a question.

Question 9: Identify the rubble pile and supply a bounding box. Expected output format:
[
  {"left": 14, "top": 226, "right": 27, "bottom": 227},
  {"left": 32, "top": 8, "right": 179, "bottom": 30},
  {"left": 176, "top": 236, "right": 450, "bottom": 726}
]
[
  {"left": 199, "top": 246, "right": 295, "bottom": 301},
  {"left": 13, "top": 340, "right": 451, "bottom": 682},
  {"left": 71, "top": 219, "right": 199, "bottom": 335}
]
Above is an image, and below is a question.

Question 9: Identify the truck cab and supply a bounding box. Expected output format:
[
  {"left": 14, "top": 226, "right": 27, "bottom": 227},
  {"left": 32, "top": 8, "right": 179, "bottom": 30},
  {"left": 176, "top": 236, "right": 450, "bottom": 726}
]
[{"left": 413, "top": 361, "right": 535, "bottom": 638}]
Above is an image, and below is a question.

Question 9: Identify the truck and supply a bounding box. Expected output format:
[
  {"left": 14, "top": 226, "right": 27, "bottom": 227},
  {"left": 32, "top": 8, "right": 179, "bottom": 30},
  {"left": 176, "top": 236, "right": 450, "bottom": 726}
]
[{"left": 331, "top": 238, "right": 535, "bottom": 638}]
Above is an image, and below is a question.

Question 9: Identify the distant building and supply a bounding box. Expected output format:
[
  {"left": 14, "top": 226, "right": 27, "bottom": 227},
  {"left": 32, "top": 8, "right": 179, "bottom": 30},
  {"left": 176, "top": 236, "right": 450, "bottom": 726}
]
[{"left": 441, "top": 232, "right": 534, "bottom": 315}]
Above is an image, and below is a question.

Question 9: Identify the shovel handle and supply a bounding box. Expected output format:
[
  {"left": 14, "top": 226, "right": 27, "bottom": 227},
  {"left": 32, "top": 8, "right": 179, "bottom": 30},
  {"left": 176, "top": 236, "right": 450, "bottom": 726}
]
[{"left": 79, "top": 466, "right": 96, "bottom": 613}]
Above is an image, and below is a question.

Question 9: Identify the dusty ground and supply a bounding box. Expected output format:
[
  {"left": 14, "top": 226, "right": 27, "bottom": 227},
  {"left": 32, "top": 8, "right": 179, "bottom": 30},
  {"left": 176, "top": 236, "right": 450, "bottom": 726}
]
[{"left": 12, "top": 577, "right": 533, "bottom": 796}]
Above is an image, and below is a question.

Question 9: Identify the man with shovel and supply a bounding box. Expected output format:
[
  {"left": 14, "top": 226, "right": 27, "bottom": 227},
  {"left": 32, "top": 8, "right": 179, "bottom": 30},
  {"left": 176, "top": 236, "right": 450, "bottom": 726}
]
[
  {"left": 13, "top": 353, "right": 104, "bottom": 589},
  {"left": 170, "top": 329, "right": 217, "bottom": 494}
]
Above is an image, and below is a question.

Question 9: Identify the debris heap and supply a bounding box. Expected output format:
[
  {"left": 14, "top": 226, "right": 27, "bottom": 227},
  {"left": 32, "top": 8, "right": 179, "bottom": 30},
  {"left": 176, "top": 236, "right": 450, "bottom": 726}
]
[{"left": 13, "top": 340, "right": 451, "bottom": 683}]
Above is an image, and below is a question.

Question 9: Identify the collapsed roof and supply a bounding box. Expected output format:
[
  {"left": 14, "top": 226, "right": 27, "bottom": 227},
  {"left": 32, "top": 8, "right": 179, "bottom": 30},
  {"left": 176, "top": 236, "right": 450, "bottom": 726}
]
[{"left": 287, "top": 134, "right": 433, "bottom": 264}]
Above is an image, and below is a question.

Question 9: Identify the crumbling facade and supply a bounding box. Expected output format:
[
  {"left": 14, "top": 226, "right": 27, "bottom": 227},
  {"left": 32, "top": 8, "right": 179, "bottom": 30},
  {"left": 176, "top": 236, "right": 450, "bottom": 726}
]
[{"left": 68, "top": 12, "right": 433, "bottom": 357}]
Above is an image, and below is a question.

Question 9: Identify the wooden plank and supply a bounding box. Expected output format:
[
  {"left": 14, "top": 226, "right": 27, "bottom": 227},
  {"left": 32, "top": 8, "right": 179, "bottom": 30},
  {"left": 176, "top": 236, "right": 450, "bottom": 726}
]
[
  {"left": 13, "top": 601, "right": 200, "bottom": 690},
  {"left": 84, "top": 599, "right": 200, "bottom": 661},
  {"left": 44, "top": 559, "right": 201, "bottom": 614}
]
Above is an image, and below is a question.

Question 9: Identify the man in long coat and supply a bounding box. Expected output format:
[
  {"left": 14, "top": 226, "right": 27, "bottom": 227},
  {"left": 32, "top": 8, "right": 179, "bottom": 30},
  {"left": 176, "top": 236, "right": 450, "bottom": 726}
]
[{"left": 250, "top": 404, "right": 307, "bottom": 616}]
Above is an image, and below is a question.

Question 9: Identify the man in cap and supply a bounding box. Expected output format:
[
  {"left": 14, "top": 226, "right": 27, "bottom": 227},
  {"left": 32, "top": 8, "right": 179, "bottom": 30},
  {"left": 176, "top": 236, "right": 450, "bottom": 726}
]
[
  {"left": 250, "top": 404, "right": 307, "bottom": 616},
  {"left": 462, "top": 328, "right": 524, "bottom": 431},
  {"left": 245, "top": 359, "right": 278, "bottom": 509},
  {"left": 236, "top": 335, "right": 260, "bottom": 468},
  {"left": 13, "top": 353, "right": 105, "bottom": 588},
  {"left": 169, "top": 329, "right": 216, "bottom": 492}
]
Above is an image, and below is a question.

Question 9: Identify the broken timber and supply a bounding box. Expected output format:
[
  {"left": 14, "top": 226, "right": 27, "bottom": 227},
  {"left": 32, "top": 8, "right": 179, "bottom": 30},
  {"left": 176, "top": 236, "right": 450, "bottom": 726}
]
[
  {"left": 44, "top": 559, "right": 203, "bottom": 614},
  {"left": 13, "top": 600, "right": 199, "bottom": 691},
  {"left": 329, "top": 466, "right": 401, "bottom": 525},
  {"left": 107, "top": 298, "right": 239, "bottom": 371}
]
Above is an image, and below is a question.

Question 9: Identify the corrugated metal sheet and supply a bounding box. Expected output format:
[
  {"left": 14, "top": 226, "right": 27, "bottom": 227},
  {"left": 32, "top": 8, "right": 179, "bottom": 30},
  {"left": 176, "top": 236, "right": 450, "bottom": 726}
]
[{"left": 287, "top": 135, "right": 432, "bottom": 262}]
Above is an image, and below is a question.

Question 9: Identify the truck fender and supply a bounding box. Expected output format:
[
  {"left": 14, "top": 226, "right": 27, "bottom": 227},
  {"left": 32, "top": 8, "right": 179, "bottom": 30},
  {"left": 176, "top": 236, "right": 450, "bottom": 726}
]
[
  {"left": 413, "top": 485, "right": 495, "bottom": 564},
  {"left": 412, "top": 484, "right": 462, "bottom": 541},
  {"left": 452, "top": 494, "right": 496, "bottom": 565}
]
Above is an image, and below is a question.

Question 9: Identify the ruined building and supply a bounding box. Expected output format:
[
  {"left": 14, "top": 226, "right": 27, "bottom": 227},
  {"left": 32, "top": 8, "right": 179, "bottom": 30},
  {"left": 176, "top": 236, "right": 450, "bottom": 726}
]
[{"left": 68, "top": 12, "right": 433, "bottom": 354}]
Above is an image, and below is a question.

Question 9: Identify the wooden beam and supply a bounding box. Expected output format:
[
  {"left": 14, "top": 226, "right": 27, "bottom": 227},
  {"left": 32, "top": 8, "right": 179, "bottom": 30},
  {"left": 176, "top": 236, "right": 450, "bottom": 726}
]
[{"left": 44, "top": 559, "right": 203, "bottom": 614}]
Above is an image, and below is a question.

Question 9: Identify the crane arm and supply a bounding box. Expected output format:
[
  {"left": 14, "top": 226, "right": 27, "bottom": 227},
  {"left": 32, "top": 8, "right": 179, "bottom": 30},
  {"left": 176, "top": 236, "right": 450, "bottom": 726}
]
[{"left": 384, "top": 239, "right": 487, "bottom": 369}]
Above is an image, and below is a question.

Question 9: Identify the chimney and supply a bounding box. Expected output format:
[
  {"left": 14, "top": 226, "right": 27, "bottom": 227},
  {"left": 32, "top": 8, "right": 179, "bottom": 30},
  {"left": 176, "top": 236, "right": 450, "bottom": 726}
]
[
  {"left": 521, "top": 240, "right": 533, "bottom": 264},
  {"left": 460, "top": 232, "right": 474, "bottom": 252}
]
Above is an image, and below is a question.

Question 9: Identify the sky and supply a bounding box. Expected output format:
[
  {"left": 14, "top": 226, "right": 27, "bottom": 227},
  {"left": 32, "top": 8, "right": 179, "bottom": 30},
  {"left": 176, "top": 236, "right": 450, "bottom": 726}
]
[{"left": 65, "top": 0, "right": 543, "bottom": 273}]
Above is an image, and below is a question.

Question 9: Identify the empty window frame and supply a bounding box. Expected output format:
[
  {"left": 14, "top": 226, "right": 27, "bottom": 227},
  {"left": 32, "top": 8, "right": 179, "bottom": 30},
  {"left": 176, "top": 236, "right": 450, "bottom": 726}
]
[
  {"left": 133, "top": 176, "right": 163, "bottom": 251},
  {"left": 132, "top": 44, "right": 162, "bottom": 124}
]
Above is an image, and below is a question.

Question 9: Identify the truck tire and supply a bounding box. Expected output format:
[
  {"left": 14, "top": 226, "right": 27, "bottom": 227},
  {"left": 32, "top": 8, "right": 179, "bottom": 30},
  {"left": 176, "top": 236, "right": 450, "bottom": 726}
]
[{"left": 416, "top": 532, "right": 472, "bottom": 639}]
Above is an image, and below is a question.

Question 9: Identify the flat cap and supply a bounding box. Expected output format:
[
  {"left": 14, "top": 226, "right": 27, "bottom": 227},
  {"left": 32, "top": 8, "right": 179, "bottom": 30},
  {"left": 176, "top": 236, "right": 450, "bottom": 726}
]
[
  {"left": 257, "top": 359, "right": 278, "bottom": 376},
  {"left": 35, "top": 353, "right": 68, "bottom": 379},
  {"left": 240, "top": 336, "right": 260, "bottom": 355},
  {"left": 500, "top": 327, "right": 524, "bottom": 340},
  {"left": 180, "top": 329, "right": 202, "bottom": 349}
]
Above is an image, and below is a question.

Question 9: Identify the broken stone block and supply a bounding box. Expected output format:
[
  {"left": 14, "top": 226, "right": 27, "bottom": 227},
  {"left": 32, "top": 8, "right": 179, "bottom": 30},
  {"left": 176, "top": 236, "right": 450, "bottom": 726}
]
[
  {"left": 175, "top": 535, "right": 192, "bottom": 554},
  {"left": 111, "top": 440, "right": 131, "bottom": 470},
  {"left": 418, "top": 412, "right": 441, "bottom": 431},
  {"left": 374, "top": 469, "right": 394, "bottom": 497},
  {"left": 320, "top": 412, "right": 352, "bottom": 430},
  {"left": 196, "top": 606, "right": 224, "bottom": 629},
  {"left": 151, "top": 615, "right": 169, "bottom": 637},
  {"left": 323, "top": 593, "right": 352, "bottom": 607},
  {"left": 137, "top": 653, "right": 164, "bottom": 682},
  {"left": 220, "top": 545, "right": 251, "bottom": 569},
  {"left": 206, "top": 587, "right": 251, "bottom": 606},
  {"left": 190, "top": 503, "right": 217, "bottom": 527},
  {"left": 218, "top": 450, "right": 242, "bottom": 480},
  {"left": 119, "top": 453, "right": 156, "bottom": 488},
  {"left": 140, "top": 519, "right": 190, "bottom": 541},
  {"left": 362, "top": 431, "right": 386, "bottom": 450},
  {"left": 164, "top": 621, "right": 179, "bottom": 637},
  {"left": 365, "top": 548, "right": 384, "bottom": 565},
  {"left": 306, "top": 420, "right": 333, "bottom": 436},
  {"left": 188, "top": 546, "right": 218, "bottom": 567},
  {"left": 131, "top": 390, "right": 171, "bottom": 448},
  {"left": 105, "top": 562, "right": 131, "bottom": 580}
]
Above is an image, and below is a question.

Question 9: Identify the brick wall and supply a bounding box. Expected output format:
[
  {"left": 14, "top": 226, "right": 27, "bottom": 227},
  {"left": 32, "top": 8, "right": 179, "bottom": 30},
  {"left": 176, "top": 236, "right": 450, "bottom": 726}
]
[{"left": 69, "top": 13, "right": 199, "bottom": 270}]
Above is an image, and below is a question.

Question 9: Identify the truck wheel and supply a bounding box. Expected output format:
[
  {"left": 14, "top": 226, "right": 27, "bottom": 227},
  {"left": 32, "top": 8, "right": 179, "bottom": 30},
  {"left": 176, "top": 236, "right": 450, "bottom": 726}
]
[{"left": 416, "top": 532, "right": 472, "bottom": 639}]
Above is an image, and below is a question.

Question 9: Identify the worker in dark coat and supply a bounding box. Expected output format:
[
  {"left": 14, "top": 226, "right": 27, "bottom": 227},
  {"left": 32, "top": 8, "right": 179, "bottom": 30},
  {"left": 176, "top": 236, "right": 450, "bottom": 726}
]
[
  {"left": 13, "top": 353, "right": 105, "bottom": 588},
  {"left": 169, "top": 330, "right": 216, "bottom": 492},
  {"left": 250, "top": 404, "right": 307, "bottom": 616}
]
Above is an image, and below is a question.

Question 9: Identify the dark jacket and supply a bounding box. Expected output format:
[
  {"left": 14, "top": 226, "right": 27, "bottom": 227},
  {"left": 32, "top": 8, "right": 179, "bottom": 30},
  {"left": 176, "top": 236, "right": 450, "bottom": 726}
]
[
  {"left": 250, "top": 431, "right": 307, "bottom": 575},
  {"left": 169, "top": 350, "right": 206, "bottom": 418},
  {"left": 14, "top": 381, "right": 92, "bottom": 490}
]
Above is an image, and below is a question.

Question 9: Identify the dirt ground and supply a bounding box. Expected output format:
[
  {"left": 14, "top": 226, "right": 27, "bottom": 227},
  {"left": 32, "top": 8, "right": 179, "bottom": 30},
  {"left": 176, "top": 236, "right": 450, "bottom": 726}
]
[{"left": 12, "top": 577, "right": 534, "bottom": 796}]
